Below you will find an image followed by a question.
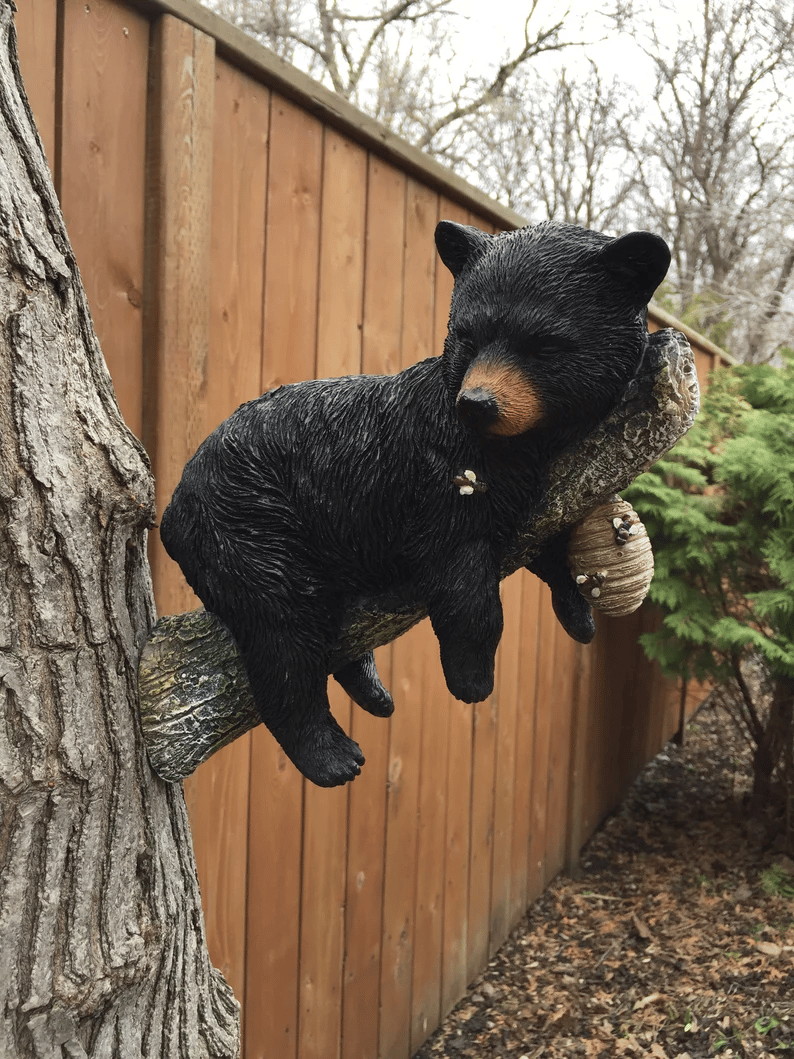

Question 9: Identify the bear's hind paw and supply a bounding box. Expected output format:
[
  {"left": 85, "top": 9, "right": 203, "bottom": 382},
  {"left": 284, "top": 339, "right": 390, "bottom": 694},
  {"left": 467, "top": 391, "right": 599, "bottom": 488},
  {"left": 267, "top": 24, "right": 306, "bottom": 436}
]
[
  {"left": 333, "top": 653, "right": 395, "bottom": 718},
  {"left": 444, "top": 667, "right": 495, "bottom": 704},
  {"left": 288, "top": 722, "right": 366, "bottom": 788}
]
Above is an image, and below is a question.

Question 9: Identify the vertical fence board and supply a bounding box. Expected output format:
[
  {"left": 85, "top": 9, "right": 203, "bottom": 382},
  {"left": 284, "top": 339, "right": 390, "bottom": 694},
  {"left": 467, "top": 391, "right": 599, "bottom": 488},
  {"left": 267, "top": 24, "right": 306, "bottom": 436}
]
[
  {"left": 245, "top": 737, "right": 303, "bottom": 1059},
  {"left": 617, "top": 612, "right": 647, "bottom": 789},
  {"left": 467, "top": 359, "right": 502, "bottom": 969},
  {"left": 410, "top": 661, "right": 451, "bottom": 1054},
  {"left": 403, "top": 182, "right": 447, "bottom": 1059},
  {"left": 297, "top": 126, "right": 367, "bottom": 1059},
  {"left": 640, "top": 606, "right": 674, "bottom": 762},
  {"left": 527, "top": 588, "right": 557, "bottom": 899},
  {"left": 341, "top": 155, "right": 405, "bottom": 1059},
  {"left": 315, "top": 130, "right": 367, "bottom": 380},
  {"left": 59, "top": 0, "right": 149, "bottom": 436},
  {"left": 467, "top": 183, "right": 502, "bottom": 964},
  {"left": 565, "top": 640, "right": 595, "bottom": 874},
  {"left": 609, "top": 612, "right": 647, "bottom": 809},
  {"left": 441, "top": 600, "right": 474, "bottom": 1015},
  {"left": 206, "top": 59, "right": 269, "bottom": 431},
  {"left": 467, "top": 694, "right": 497, "bottom": 979},
  {"left": 357, "top": 157, "right": 405, "bottom": 377},
  {"left": 625, "top": 611, "right": 664, "bottom": 787},
  {"left": 410, "top": 194, "right": 467, "bottom": 1032},
  {"left": 695, "top": 348, "right": 716, "bottom": 395},
  {"left": 409, "top": 190, "right": 451, "bottom": 1050},
  {"left": 182, "top": 753, "right": 249, "bottom": 1003},
  {"left": 183, "top": 55, "right": 270, "bottom": 1024},
  {"left": 379, "top": 622, "right": 426, "bottom": 1059},
  {"left": 245, "top": 91, "right": 324, "bottom": 1059},
  {"left": 299, "top": 745, "right": 349, "bottom": 1059},
  {"left": 436, "top": 203, "right": 478, "bottom": 1019},
  {"left": 510, "top": 574, "right": 540, "bottom": 923},
  {"left": 584, "top": 612, "right": 645, "bottom": 836},
  {"left": 260, "top": 93, "right": 324, "bottom": 392},
  {"left": 15, "top": 0, "right": 57, "bottom": 165},
  {"left": 379, "top": 177, "right": 438, "bottom": 1059},
  {"left": 139, "top": 16, "right": 224, "bottom": 1023},
  {"left": 489, "top": 571, "right": 523, "bottom": 954},
  {"left": 143, "top": 13, "right": 215, "bottom": 615},
  {"left": 543, "top": 627, "right": 577, "bottom": 882},
  {"left": 623, "top": 611, "right": 660, "bottom": 780},
  {"left": 581, "top": 614, "right": 618, "bottom": 839}
]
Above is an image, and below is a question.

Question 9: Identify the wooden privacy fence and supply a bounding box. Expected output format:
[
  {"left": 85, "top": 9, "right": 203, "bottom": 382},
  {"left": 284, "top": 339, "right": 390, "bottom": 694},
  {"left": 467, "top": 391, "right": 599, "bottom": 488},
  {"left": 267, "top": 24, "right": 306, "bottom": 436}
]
[{"left": 17, "top": 3, "right": 730, "bottom": 1057}]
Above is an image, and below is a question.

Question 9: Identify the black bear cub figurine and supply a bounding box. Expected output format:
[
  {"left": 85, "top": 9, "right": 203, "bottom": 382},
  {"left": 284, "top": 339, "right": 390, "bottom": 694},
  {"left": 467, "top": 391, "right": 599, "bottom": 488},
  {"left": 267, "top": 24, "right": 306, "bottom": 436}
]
[{"left": 160, "top": 220, "right": 670, "bottom": 787}]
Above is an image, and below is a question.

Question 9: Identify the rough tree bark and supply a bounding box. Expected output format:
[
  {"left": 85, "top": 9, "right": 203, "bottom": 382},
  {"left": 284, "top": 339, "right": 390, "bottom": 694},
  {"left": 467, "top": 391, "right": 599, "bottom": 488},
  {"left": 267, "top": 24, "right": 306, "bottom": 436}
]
[
  {"left": 0, "top": 5, "right": 239, "bottom": 1056},
  {"left": 139, "top": 329, "right": 699, "bottom": 782}
]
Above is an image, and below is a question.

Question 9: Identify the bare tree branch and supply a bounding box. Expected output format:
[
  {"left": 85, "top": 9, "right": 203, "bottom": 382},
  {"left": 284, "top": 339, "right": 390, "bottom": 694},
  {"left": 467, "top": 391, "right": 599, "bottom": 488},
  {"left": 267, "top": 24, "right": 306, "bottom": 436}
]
[
  {"left": 415, "top": 5, "right": 581, "bottom": 150},
  {"left": 628, "top": 0, "right": 794, "bottom": 360},
  {"left": 212, "top": 0, "right": 794, "bottom": 363},
  {"left": 212, "top": 0, "right": 588, "bottom": 155}
]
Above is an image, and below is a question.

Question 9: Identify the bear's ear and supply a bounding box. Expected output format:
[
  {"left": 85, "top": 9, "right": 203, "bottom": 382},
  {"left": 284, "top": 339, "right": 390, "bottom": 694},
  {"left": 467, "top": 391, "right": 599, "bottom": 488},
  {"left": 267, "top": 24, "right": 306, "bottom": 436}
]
[
  {"left": 597, "top": 231, "right": 671, "bottom": 306},
  {"left": 435, "top": 220, "right": 491, "bottom": 277}
]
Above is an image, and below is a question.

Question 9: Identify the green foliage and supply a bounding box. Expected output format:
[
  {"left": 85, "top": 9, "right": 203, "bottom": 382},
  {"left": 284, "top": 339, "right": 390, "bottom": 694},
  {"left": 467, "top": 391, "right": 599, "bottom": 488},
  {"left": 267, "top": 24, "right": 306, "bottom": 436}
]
[
  {"left": 761, "top": 863, "right": 794, "bottom": 900},
  {"left": 624, "top": 352, "right": 794, "bottom": 685}
]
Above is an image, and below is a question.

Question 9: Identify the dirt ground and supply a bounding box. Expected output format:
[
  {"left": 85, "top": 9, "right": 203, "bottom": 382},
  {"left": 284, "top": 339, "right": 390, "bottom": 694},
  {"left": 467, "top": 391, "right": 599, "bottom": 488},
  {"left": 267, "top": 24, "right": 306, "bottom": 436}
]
[{"left": 414, "top": 702, "right": 794, "bottom": 1058}]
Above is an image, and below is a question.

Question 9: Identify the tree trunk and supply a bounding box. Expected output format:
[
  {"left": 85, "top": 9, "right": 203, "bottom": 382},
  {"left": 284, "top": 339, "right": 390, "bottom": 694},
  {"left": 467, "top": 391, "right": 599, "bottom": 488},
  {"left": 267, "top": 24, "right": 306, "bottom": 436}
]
[
  {"left": 0, "top": 5, "right": 239, "bottom": 1056},
  {"left": 751, "top": 674, "right": 794, "bottom": 835}
]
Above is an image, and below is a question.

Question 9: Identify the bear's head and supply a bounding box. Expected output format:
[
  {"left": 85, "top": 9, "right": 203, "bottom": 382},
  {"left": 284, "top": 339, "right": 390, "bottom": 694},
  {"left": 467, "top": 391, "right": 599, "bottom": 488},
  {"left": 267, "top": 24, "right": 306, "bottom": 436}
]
[{"left": 435, "top": 220, "right": 670, "bottom": 448}]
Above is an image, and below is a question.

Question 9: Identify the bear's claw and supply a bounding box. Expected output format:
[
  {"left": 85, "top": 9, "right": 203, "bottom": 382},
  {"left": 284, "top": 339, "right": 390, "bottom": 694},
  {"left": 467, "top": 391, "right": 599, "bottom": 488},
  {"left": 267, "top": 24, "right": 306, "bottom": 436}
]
[{"left": 288, "top": 721, "right": 366, "bottom": 787}]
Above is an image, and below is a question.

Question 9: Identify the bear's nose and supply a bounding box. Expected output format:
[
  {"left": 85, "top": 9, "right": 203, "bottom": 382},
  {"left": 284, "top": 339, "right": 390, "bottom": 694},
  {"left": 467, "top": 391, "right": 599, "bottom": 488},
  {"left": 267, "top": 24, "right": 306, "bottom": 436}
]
[{"left": 456, "top": 387, "right": 500, "bottom": 431}]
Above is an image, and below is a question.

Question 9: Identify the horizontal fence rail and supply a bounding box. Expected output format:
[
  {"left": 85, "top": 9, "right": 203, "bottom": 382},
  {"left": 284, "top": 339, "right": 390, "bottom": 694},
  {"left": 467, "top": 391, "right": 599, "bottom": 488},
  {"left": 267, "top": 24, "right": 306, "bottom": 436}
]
[{"left": 17, "top": 3, "right": 728, "bottom": 1057}]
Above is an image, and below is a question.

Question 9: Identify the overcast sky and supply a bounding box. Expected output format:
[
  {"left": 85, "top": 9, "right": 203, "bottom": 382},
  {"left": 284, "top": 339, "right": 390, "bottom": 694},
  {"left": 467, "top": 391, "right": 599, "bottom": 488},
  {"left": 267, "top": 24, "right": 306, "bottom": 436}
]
[{"left": 448, "top": 0, "right": 660, "bottom": 93}]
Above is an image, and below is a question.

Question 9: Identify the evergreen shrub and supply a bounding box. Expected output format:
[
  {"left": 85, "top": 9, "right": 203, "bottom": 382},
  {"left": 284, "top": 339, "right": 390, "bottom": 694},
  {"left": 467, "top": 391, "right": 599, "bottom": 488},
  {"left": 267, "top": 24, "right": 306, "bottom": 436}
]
[{"left": 624, "top": 352, "right": 794, "bottom": 846}]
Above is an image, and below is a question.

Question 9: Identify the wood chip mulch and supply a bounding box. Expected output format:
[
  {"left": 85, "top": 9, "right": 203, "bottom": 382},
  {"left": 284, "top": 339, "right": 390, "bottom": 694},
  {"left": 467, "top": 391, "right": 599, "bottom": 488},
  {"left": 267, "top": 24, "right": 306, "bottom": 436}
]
[{"left": 414, "top": 702, "right": 794, "bottom": 1059}]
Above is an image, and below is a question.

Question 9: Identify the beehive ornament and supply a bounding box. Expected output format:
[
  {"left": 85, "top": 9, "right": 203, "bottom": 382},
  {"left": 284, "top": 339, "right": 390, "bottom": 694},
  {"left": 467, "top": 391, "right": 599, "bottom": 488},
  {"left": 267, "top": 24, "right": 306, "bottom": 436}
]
[{"left": 567, "top": 497, "right": 654, "bottom": 617}]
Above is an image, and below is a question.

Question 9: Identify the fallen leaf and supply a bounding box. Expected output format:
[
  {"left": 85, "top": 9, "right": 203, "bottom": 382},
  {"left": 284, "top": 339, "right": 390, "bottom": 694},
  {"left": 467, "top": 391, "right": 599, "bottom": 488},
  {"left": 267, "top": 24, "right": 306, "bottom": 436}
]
[
  {"left": 632, "top": 913, "right": 653, "bottom": 940},
  {"left": 585, "top": 1042, "right": 606, "bottom": 1058},
  {"left": 615, "top": 1034, "right": 642, "bottom": 1055},
  {"left": 633, "top": 992, "right": 664, "bottom": 1012},
  {"left": 545, "top": 1008, "right": 578, "bottom": 1034},
  {"left": 755, "top": 940, "right": 781, "bottom": 957}
]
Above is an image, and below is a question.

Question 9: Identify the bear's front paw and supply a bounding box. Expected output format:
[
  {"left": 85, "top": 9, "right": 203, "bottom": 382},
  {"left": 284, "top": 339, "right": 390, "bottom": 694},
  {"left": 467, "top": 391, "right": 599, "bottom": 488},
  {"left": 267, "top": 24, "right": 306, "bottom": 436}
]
[
  {"left": 288, "top": 720, "right": 366, "bottom": 788},
  {"left": 439, "top": 643, "right": 496, "bottom": 703},
  {"left": 443, "top": 664, "right": 494, "bottom": 704}
]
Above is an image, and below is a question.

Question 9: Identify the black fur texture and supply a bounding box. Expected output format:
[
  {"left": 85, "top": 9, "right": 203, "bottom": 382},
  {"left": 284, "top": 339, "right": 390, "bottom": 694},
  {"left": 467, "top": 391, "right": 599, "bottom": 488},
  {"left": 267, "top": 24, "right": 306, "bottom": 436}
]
[{"left": 160, "top": 220, "right": 670, "bottom": 787}]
